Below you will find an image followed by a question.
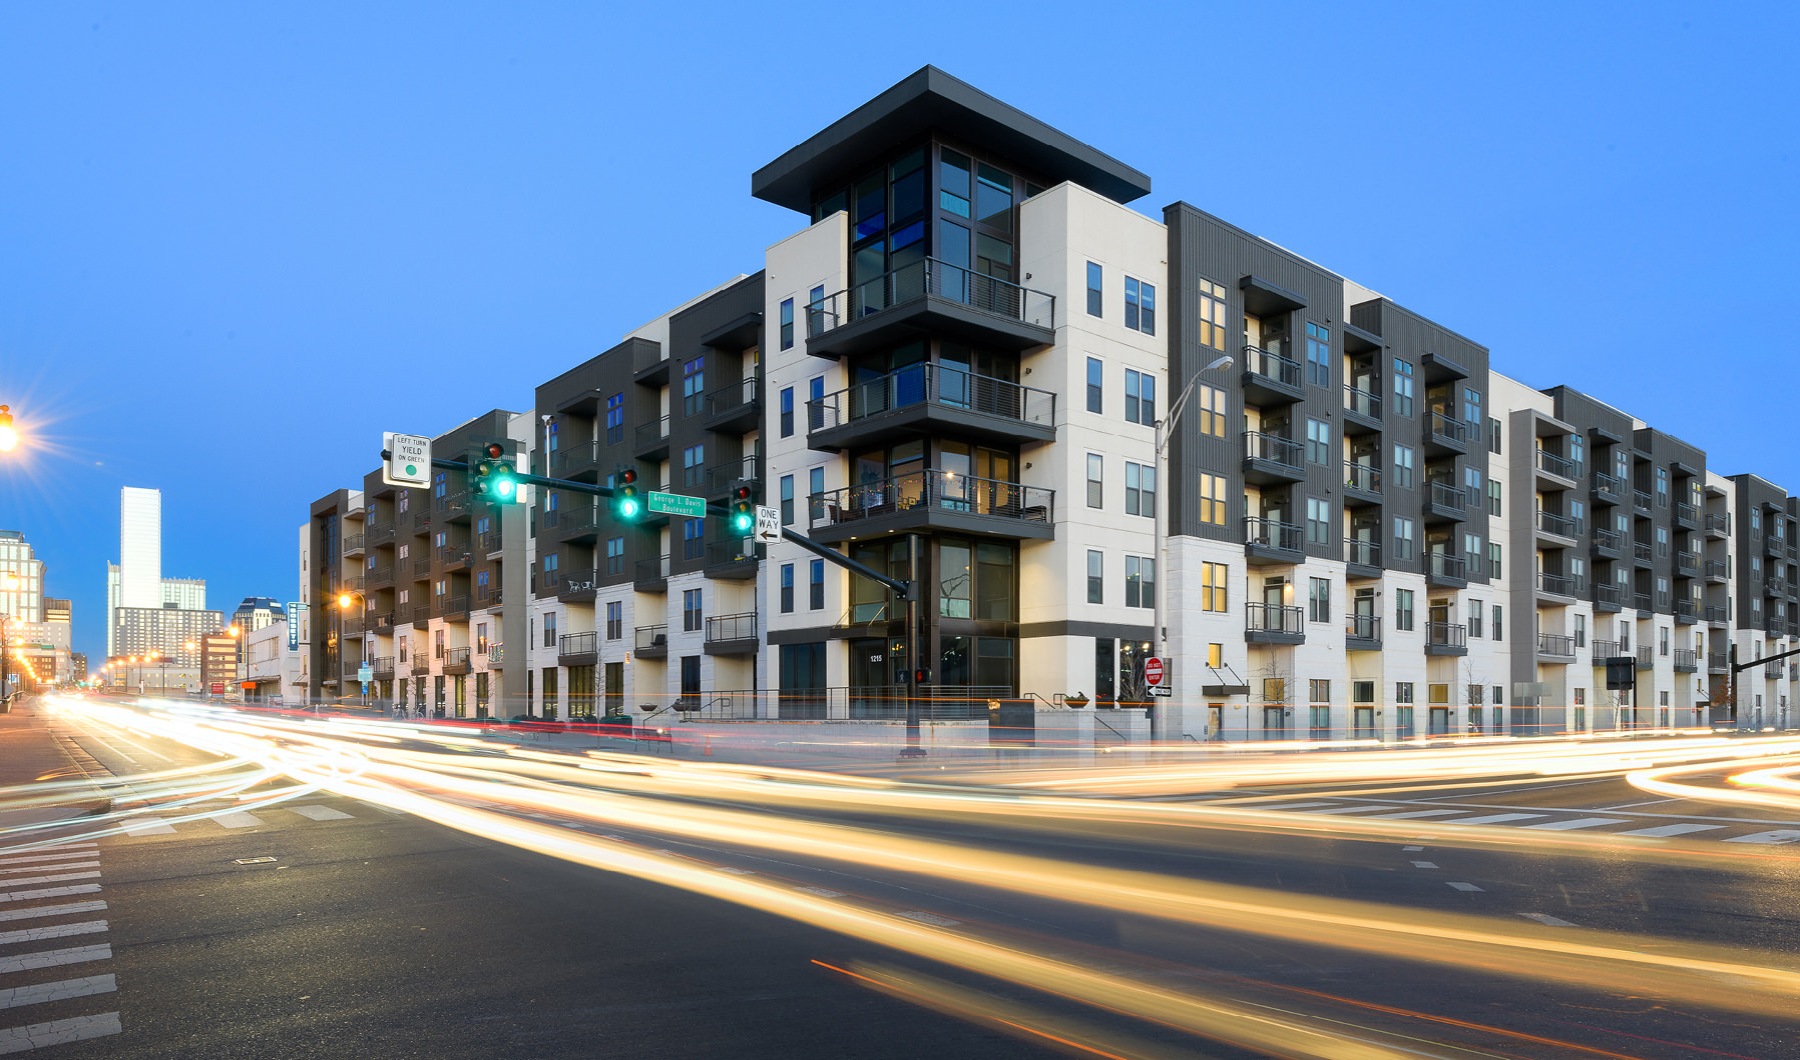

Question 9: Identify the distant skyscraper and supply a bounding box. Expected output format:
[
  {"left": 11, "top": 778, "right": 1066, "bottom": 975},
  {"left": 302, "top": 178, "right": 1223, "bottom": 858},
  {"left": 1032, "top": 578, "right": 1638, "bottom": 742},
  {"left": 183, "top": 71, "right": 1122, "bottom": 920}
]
[
  {"left": 108, "top": 487, "right": 216, "bottom": 662},
  {"left": 1, "top": 530, "right": 73, "bottom": 684},
  {"left": 118, "top": 487, "right": 161, "bottom": 609},
  {"left": 162, "top": 578, "right": 206, "bottom": 611},
  {"left": 0, "top": 530, "right": 45, "bottom": 624},
  {"left": 232, "top": 597, "right": 283, "bottom": 634}
]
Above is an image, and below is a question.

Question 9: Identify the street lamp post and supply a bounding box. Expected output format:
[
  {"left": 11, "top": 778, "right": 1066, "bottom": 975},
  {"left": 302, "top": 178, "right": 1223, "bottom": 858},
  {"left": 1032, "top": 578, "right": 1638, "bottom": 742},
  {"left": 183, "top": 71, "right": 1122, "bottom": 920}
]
[
  {"left": 335, "top": 592, "right": 367, "bottom": 710},
  {"left": 1150, "top": 354, "right": 1235, "bottom": 744},
  {"left": 0, "top": 571, "right": 16, "bottom": 710}
]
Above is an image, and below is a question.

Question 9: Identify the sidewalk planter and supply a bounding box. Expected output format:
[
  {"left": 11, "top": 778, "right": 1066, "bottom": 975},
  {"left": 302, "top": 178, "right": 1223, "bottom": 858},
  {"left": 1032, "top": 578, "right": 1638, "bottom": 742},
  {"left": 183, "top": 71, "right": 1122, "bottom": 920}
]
[{"left": 1065, "top": 694, "right": 1088, "bottom": 708}]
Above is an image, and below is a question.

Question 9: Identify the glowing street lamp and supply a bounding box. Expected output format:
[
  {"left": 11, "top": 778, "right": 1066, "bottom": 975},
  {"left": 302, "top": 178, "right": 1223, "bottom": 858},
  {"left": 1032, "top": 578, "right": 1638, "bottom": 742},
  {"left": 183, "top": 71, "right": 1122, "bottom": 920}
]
[{"left": 0, "top": 405, "right": 16, "bottom": 452}]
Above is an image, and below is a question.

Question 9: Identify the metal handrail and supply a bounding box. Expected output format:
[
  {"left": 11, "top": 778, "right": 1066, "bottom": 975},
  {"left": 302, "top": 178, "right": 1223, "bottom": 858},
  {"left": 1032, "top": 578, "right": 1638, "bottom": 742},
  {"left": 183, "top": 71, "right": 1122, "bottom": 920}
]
[
  {"left": 1242, "top": 344, "right": 1300, "bottom": 388},
  {"left": 807, "top": 257, "right": 1055, "bottom": 335},
  {"left": 1343, "top": 384, "right": 1381, "bottom": 419},
  {"left": 1245, "top": 517, "right": 1303, "bottom": 551},
  {"left": 1426, "top": 621, "right": 1467, "bottom": 647},
  {"left": 705, "top": 612, "right": 758, "bottom": 643},
  {"left": 809, "top": 363, "right": 1054, "bottom": 433},
  {"left": 1246, "top": 603, "right": 1304, "bottom": 634},
  {"left": 1344, "top": 461, "right": 1381, "bottom": 493},
  {"left": 1535, "top": 448, "right": 1577, "bottom": 479},
  {"left": 1244, "top": 431, "right": 1302, "bottom": 468},
  {"left": 809, "top": 470, "right": 1053, "bottom": 530}
]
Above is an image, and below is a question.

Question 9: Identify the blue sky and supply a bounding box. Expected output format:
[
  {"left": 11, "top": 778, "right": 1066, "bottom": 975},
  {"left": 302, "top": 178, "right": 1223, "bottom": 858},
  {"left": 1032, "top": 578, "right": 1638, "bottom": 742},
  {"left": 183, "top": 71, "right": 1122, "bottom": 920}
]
[{"left": 2, "top": 2, "right": 1796, "bottom": 660}]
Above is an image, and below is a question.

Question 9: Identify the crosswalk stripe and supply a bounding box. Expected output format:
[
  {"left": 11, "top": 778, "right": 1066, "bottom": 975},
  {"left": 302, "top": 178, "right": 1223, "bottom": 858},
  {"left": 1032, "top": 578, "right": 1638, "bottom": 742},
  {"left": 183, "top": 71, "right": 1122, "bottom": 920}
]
[
  {"left": 121, "top": 818, "right": 176, "bottom": 836},
  {"left": 0, "top": 1012, "right": 123, "bottom": 1053},
  {"left": 1522, "top": 817, "right": 1632, "bottom": 831},
  {"left": 1440, "top": 813, "right": 1547, "bottom": 826},
  {"left": 0, "top": 902, "right": 106, "bottom": 925},
  {"left": 0, "top": 845, "right": 96, "bottom": 860},
  {"left": 1307, "top": 805, "right": 1405, "bottom": 815},
  {"left": 0, "top": 863, "right": 98, "bottom": 876},
  {"left": 0, "top": 887, "right": 100, "bottom": 905},
  {"left": 1364, "top": 809, "right": 1470, "bottom": 820},
  {"left": 0, "top": 974, "right": 116, "bottom": 1010},
  {"left": 896, "top": 911, "right": 960, "bottom": 927},
  {"left": 0, "top": 874, "right": 99, "bottom": 890},
  {"left": 1447, "top": 882, "right": 1484, "bottom": 891},
  {"left": 0, "top": 921, "right": 108, "bottom": 946},
  {"left": 286, "top": 805, "right": 354, "bottom": 821},
  {"left": 0, "top": 853, "right": 101, "bottom": 868},
  {"left": 1723, "top": 830, "right": 1800, "bottom": 845},
  {"left": 1616, "top": 823, "right": 1725, "bottom": 838},
  {"left": 1519, "top": 913, "right": 1575, "bottom": 927},
  {"left": 211, "top": 812, "right": 264, "bottom": 829},
  {"left": 796, "top": 886, "right": 846, "bottom": 898},
  {"left": 0, "top": 945, "right": 111, "bottom": 974}
]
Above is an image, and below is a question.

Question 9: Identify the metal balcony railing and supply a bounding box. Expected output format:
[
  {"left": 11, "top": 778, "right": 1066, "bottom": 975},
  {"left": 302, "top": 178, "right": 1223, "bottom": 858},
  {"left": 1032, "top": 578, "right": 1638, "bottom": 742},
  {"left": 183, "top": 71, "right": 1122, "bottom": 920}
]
[
  {"left": 1634, "top": 542, "right": 1653, "bottom": 563},
  {"left": 1673, "top": 648, "right": 1698, "bottom": 671},
  {"left": 1535, "top": 448, "right": 1577, "bottom": 479},
  {"left": 809, "top": 363, "right": 1054, "bottom": 434},
  {"left": 1538, "top": 633, "right": 1575, "bottom": 657},
  {"left": 635, "top": 624, "right": 669, "bottom": 652},
  {"left": 634, "top": 416, "right": 670, "bottom": 449},
  {"left": 1537, "top": 509, "right": 1579, "bottom": 537},
  {"left": 1706, "top": 512, "right": 1731, "bottom": 535},
  {"left": 1344, "top": 539, "right": 1381, "bottom": 567},
  {"left": 1342, "top": 384, "right": 1381, "bottom": 420},
  {"left": 1592, "top": 471, "right": 1627, "bottom": 502},
  {"left": 1709, "top": 651, "right": 1729, "bottom": 670},
  {"left": 1346, "top": 613, "right": 1381, "bottom": 641},
  {"left": 1676, "top": 551, "right": 1699, "bottom": 576},
  {"left": 342, "top": 533, "right": 366, "bottom": 554},
  {"left": 1705, "top": 559, "right": 1728, "bottom": 580},
  {"left": 705, "top": 611, "right": 758, "bottom": 644},
  {"left": 1428, "top": 552, "right": 1467, "bottom": 580},
  {"left": 1244, "top": 431, "right": 1303, "bottom": 470},
  {"left": 1592, "top": 527, "right": 1623, "bottom": 552},
  {"left": 1241, "top": 344, "right": 1300, "bottom": 389},
  {"left": 551, "top": 439, "right": 602, "bottom": 477},
  {"left": 1426, "top": 622, "right": 1467, "bottom": 648},
  {"left": 1244, "top": 518, "right": 1304, "bottom": 552},
  {"left": 1594, "top": 639, "right": 1621, "bottom": 659},
  {"left": 1636, "top": 646, "right": 1654, "bottom": 668},
  {"left": 1430, "top": 481, "right": 1468, "bottom": 510},
  {"left": 1704, "top": 605, "right": 1728, "bottom": 624},
  {"left": 558, "top": 631, "right": 598, "bottom": 658},
  {"left": 807, "top": 257, "right": 1055, "bottom": 335},
  {"left": 1344, "top": 461, "right": 1381, "bottom": 494},
  {"left": 444, "top": 647, "right": 471, "bottom": 672},
  {"left": 809, "top": 470, "right": 1052, "bottom": 531},
  {"left": 1675, "top": 501, "right": 1699, "bottom": 525},
  {"left": 1246, "top": 603, "right": 1304, "bottom": 634},
  {"left": 1633, "top": 489, "right": 1653, "bottom": 512},
  {"left": 1537, "top": 572, "right": 1574, "bottom": 596},
  {"left": 1427, "top": 410, "right": 1468, "bottom": 445}
]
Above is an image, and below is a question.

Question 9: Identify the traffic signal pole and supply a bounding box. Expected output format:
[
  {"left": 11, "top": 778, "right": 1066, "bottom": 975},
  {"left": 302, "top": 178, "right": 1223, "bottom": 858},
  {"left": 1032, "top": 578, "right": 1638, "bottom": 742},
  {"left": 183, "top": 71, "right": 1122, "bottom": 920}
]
[{"left": 1720, "top": 642, "right": 1800, "bottom": 729}]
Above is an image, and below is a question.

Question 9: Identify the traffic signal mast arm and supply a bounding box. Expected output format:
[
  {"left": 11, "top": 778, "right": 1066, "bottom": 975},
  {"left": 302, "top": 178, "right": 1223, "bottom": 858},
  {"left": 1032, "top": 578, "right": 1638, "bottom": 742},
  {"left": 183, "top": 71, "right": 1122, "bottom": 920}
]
[{"left": 424, "top": 457, "right": 914, "bottom": 598}]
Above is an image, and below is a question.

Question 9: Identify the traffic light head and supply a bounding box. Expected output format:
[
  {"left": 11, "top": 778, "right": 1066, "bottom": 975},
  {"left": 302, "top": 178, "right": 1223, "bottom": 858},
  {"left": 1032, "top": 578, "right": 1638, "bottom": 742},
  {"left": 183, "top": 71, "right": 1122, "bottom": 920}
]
[
  {"left": 613, "top": 466, "right": 642, "bottom": 522},
  {"left": 730, "top": 484, "right": 756, "bottom": 535},
  {"left": 470, "top": 441, "right": 520, "bottom": 504}
]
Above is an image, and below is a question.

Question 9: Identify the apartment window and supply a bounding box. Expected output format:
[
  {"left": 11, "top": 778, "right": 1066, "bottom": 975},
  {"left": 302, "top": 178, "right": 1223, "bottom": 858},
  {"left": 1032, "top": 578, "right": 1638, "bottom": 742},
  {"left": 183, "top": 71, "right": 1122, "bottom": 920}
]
[
  {"left": 779, "top": 298, "right": 794, "bottom": 350},
  {"left": 1489, "top": 541, "right": 1502, "bottom": 579},
  {"left": 1464, "top": 532, "right": 1482, "bottom": 576},
  {"left": 1573, "top": 614, "right": 1587, "bottom": 648},
  {"left": 809, "top": 559, "right": 824, "bottom": 610},
  {"left": 1395, "top": 588, "right": 1415, "bottom": 631},
  {"left": 681, "top": 444, "right": 705, "bottom": 488},
  {"left": 1124, "top": 277, "right": 1155, "bottom": 334},
  {"left": 1659, "top": 626, "right": 1670, "bottom": 656},
  {"left": 1087, "top": 550, "right": 1104, "bottom": 604},
  {"left": 1392, "top": 358, "right": 1415, "bottom": 418},
  {"left": 543, "top": 611, "right": 557, "bottom": 648},
  {"left": 543, "top": 553, "right": 559, "bottom": 576},
  {"left": 1393, "top": 444, "right": 1415, "bottom": 490},
  {"left": 779, "top": 387, "right": 794, "bottom": 438},
  {"left": 1468, "top": 684, "right": 1484, "bottom": 707},
  {"left": 1306, "top": 418, "right": 1330, "bottom": 465},
  {"left": 605, "top": 536, "right": 624, "bottom": 576},
  {"left": 1308, "top": 577, "right": 1330, "bottom": 622},
  {"left": 1197, "top": 384, "right": 1226, "bottom": 438},
  {"left": 1655, "top": 467, "right": 1670, "bottom": 506},
  {"left": 779, "top": 564, "right": 794, "bottom": 613},
  {"left": 1125, "top": 462, "right": 1155, "bottom": 518},
  {"left": 1465, "top": 466, "right": 1483, "bottom": 504},
  {"left": 1488, "top": 416, "right": 1502, "bottom": 455},
  {"left": 1488, "top": 478, "right": 1502, "bottom": 516},
  {"left": 435, "top": 629, "right": 445, "bottom": 658},
  {"left": 1087, "top": 454, "right": 1104, "bottom": 509},
  {"left": 1125, "top": 368, "right": 1156, "bottom": 426},
  {"left": 1198, "top": 473, "right": 1227, "bottom": 526},
  {"left": 1393, "top": 516, "right": 1416, "bottom": 561},
  {"left": 1086, "top": 357, "right": 1103, "bottom": 413},
  {"left": 1125, "top": 556, "right": 1155, "bottom": 608},
  {"left": 681, "top": 357, "right": 704, "bottom": 417},
  {"left": 809, "top": 466, "right": 825, "bottom": 520},
  {"left": 780, "top": 475, "right": 795, "bottom": 525},
  {"left": 808, "top": 285, "right": 824, "bottom": 336},
  {"left": 1197, "top": 278, "right": 1227, "bottom": 350},
  {"left": 683, "top": 589, "right": 702, "bottom": 633},
  {"left": 1493, "top": 604, "right": 1503, "bottom": 639},
  {"left": 1656, "top": 526, "right": 1669, "bottom": 557},
  {"left": 1463, "top": 387, "right": 1482, "bottom": 433},
  {"left": 1569, "top": 500, "right": 1586, "bottom": 534},
  {"left": 1396, "top": 681, "right": 1414, "bottom": 704},
  {"left": 1428, "top": 683, "right": 1450, "bottom": 705},
  {"left": 1307, "top": 498, "right": 1330, "bottom": 545},
  {"left": 1305, "top": 323, "right": 1330, "bottom": 387},
  {"left": 1208, "top": 643, "right": 1224, "bottom": 668},
  {"left": 605, "top": 601, "right": 622, "bottom": 640},
  {"left": 1086, "top": 262, "right": 1103, "bottom": 317},
  {"left": 1201, "top": 562, "right": 1228, "bottom": 613},
  {"left": 1468, "top": 602, "right": 1483, "bottom": 638},
  {"left": 809, "top": 376, "right": 825, "bottom": 430},
  {"left": 1569, "top": 433, "right": 1584, "bottom": 474},
  {"left": 682, "top": 518, "right": 703, "bottom": 560}
]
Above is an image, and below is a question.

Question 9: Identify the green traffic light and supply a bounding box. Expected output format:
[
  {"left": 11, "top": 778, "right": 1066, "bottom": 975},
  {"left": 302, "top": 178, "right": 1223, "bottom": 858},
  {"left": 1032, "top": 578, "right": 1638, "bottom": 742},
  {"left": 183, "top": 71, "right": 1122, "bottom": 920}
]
[
  {"left": 731, "top": 511, "right": 753, "bottom": 533},
  {"left": 619, "top": 497, "right": 640, "bottom": 519}
]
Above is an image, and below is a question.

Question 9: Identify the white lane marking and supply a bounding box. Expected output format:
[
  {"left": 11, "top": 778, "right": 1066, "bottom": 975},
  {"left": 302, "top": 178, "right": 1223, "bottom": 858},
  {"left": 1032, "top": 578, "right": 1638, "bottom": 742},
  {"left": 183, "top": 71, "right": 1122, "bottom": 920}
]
[
  {"left": 1410, "top": 861, "right": 1438, "bottom": 869},
  {"left": 1522, "top": 817, "right": 1632, "bottom": 831},
  {"left": 1241, "top": 801, "right": 1337, "bottom": 810},
  {"left": 122, "top": 818, "right": 176, "bottom": 836},
  {"left": 287, "top": 806, "right": 354, "bottom": 821},
  {"left": 1307, "top": 805, "right": 1406, "bottom": 815},
  {"left": 211, "top": 812, "right": 264, "bottom": 829},
  {"left": 0, "top": 921, "right": 108, "bottom": 946},
  {"left": 1364, "top": 809, "right": 1470, "bottom": 820},
  {"left": 1723, "top": 830, "right": 1800, "bottom": 845},
  {"left": 715, "top": 867, "right": 755, "bottom": 875},
  {"left": 1440, "top": 813, "right": 1547, "bottom": 826},
  {"left": 795, "top": 887, "right": 845, "bottom": 898},
  {"left": 0, "top": 873, "right": 99, "bottom": 890},
  {"left": 1520, "top": 912, "right": 1575, "bottom": 927},
  {"left": 0, "top": 886, "right": 101, "bottom": 905},
  {"left": 1596, "top": 799, "right": 1677, "bottom": 811},
  {"left": 896, "top": 911, "right": 960, "bottom": 927},
  {"left": 1447, "top": 882, "right": 1484, "bottom": 892},
  {"left": 0, "top": 945, "right": 112, "bottom": 974},
  {"left": 0, "top": 1012, "right": 123, "bottom": 1053},
  {"left": 1616, "top": 823, "right": 1726, "bottom": 838},
  {"left": 0, "top": 863, "right": 99, "bottom": 876},
  {"left": 0, "top": 845, "right": 100, "bottom": 863},
  {"left": 0, "top": 901, "right": 106, "bottom": 924},
  {"left": 0, "top": 974, "right": 116, "bottom": 1010},
  {"left": 1402, "top": 846, "right": 1424, "bottom": 851}
]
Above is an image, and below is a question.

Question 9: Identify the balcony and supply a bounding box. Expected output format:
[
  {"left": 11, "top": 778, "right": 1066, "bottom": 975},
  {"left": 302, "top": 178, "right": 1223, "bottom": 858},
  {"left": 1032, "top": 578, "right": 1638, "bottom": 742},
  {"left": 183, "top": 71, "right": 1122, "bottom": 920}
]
[
  {"left": 1342, "top": 385, "right": 1382, "bottom": 433},
  {"left": 704, "top": 377, "right": 764, "bottom": 434},
  {"left": 1673, "top": 648, "right": 1698, "bottom": 673},
  {"left": 1535, "top": 448, "right": 1578, "bottom": 488},
  {"left": 1632, "top": 592, "right": 1653, "bottom": 612},
  {"left": 489, "top": 643, "right": 504, "bottom": 668},
  {"left": 411, "top": 508, "right": 432, "bottom": 531},
  {"left": 439, "top": 546, "right": 472, "bottom": 572},
  {"left": 1427, "top": 551, "right": 1467, "bottom": 589},
  {"left": 1765, "top": 533, "right": 1788, "bottom": 558},
  {"left": 1633, "top": 489, "right": 1652, "bottom": 513},
  {"left": 370, "top": 656, "right": 395, "bottom": 679},
  {"left": 1424, "top": 481, "right": 1468, "bottom": 523},
  {"left": 703, "top": 541, "right": 758, "bottom": 580},
  {"left": 1240, "top": 344, "right": 1302, "bottom": 405},
  {"left": 1424, "top": 411, "right": 1469, "bottom": 455},
  {"left": 1344, "top": 539, "right": 1382, "bottom": 580},
  {"left": 1536, "top": 572, "right": 1580, "bottom": 601},
  {"left": 1591, "top": 528, "right": 1624, "bottom": 560},
  {"left": 1245, "top": 603, "right": 1305, "bottom": 645},
  {"left": 550, "top": 568, "right": 599, "bottom": 604},
  {"left": 558, "top": 631, "right": 598, "bottom": 666},
  {"left": 807, "top": 363, "right": 1054, "bottom": 453},
  {"left": 477, "top": 584, "right": 502, "bottom": 610},
  {"left": 366, "top": 565, "right": 394, "bottom": 589},
  {"left": 704, "top": 611, "right": 759, "bottom": 655},
  {"left": 1537, "top": 632, "right": 1576, "bottom": 660},
  {"left": 412, "top": 605, "right": 430, "bottom": 630},
  {"left": 1636, "top": 646, "right": 1655, "bottom": 670},
  {"left": 438, "top": 595, "right": 469, "bottom": 623},
  {"left": 342, "top": 533, "right": 366, "bottom": 557},
  {"left": 805, "top": 258, "right": 1055, "bottom": 360},
  {"left": 1709, "top": 651, "right": 1729, "bottom": 673},
  {"left": 1242, "top": 432, "right": 1304, "bottom": 485},
  {"left": 551, "top": 439, "right": 603, "bottom": 480},
  {"left": 1342, "top": 461, "right": 1382, "bottom": 506},
  {"left": 1593, "top": 639, "right": 1621, "bottom": 661},
  {"left": 1706, "top": 512, "right": 1731, "bottom": 538},
  {"left": 1633, "top": 542, "right": 1653, "bottom": 568},
  {"left": 1705, "top": 604, "right": 1729, "bottom": 626},
  {"left": 1244, "top": 517, "right": 1304, "bottom": 566},
  {"left": 1345, "top": 613, "right": 1381, "bottom": 651},
  {"left": 1535, "top": 508, "right": 1580, "bottom": 544},
  {"left": 1673, "top": 501, "right": 1699, "bottom": 531},
  {"left": 340, "top": 617, "right": 364, "bottom": 637},
  {"left": 373, "top": 611, "right": 396, "bottom": 633},
  {"left": 1766, "top": 576, "right": 1790, "bottom": 598},
  {"left": 635, "top": 554, "right": 671, "bottom": 593},
  {"left": 437, "top": 490, "right": 473, "bottom": 524},
  {"left": 1426, "top": 621, "right": 1468, "bottom": 656},
  {"left": 807, "top": 470, "right": 1053, "bottom": 546},
  {"left": 366, "top": 522, "right": 395, "bottom": 546},
  {"left": 634, "top": 416, "right": 671, "bottom": 459},
  {"left": 479, "top": 529, "right": 503, "bottom": 556},
  {"left": 553, "top": 503, "right": 602, "bottom": 544},
  {"left": 443, "top": 647, "right": 472, "bottom": 676},
  {"left": 1591, "top": 471, "right": 1627, "bottom": 507},
  {"left": 1702, "top": 558, "right": 1728, "bottom": 583},
  {"left": 410, "top": 657, "right": 430, "bottom": 676},
  {"left": 412, "top": 555, "right": 432, "bottom": 576},
  {"left": 634, "top": 624, "right": 669, "bottom": 659},
  {"left": 1675, "top": 551, "right": 1700, "bottom": 578}
]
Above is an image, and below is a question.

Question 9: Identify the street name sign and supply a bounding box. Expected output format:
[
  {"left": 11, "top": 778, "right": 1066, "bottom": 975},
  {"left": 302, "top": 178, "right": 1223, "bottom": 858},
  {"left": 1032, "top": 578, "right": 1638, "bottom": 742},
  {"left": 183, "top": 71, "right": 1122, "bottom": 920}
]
[
  {"left": 383, "top": 432, "right": 432, "bottom": 489},
  {"left": 647, "top": 491, "right": 706, "bottom": 518},
  {"left": 755, "top": 505, "right": 781, "bottom": 544}
]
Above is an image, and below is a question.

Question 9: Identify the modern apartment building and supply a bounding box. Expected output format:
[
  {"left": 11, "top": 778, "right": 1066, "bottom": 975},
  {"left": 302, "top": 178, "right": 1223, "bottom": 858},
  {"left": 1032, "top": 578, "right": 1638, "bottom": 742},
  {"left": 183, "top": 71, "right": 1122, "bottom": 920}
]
[{"left": 297, "top": 67, "right": 1797, "bottom": 736}]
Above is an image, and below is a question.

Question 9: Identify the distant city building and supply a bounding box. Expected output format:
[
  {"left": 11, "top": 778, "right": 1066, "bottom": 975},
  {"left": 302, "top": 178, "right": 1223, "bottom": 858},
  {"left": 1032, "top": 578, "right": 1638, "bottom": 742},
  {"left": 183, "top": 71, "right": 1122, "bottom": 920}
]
[
  {"left": 199, "top": 631, "right": 239, "bottom": 694},
  {"left": 107, "top": 487, "right": 212, "bottom": 660},
  {"left": 162, "top": 578, "right": 206, "bottom": 611},
  {"left": 0, "top": 530, "right": 46, "bottom": 624},
  {"left": 71, "top": 652, "right": 87, "bottom": 682},
  {"left": 115, "top": 607, "right": 223, "bottom": 666},
  {"left": 244, "top": 615, "right": 302, "bottom": 705},
  {"left": 231, "top": 597, "right": 284, "bottom": 635},
  {"left": 1, "top": 531, "right": 74, "bottom": 685}
]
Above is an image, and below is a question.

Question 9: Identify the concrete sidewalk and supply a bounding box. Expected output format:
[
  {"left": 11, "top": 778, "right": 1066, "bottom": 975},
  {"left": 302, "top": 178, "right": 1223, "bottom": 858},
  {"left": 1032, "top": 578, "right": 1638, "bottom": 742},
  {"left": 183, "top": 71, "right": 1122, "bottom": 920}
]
[{"left": 0, "top": 696, "right": 114, "bottom": 830}]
